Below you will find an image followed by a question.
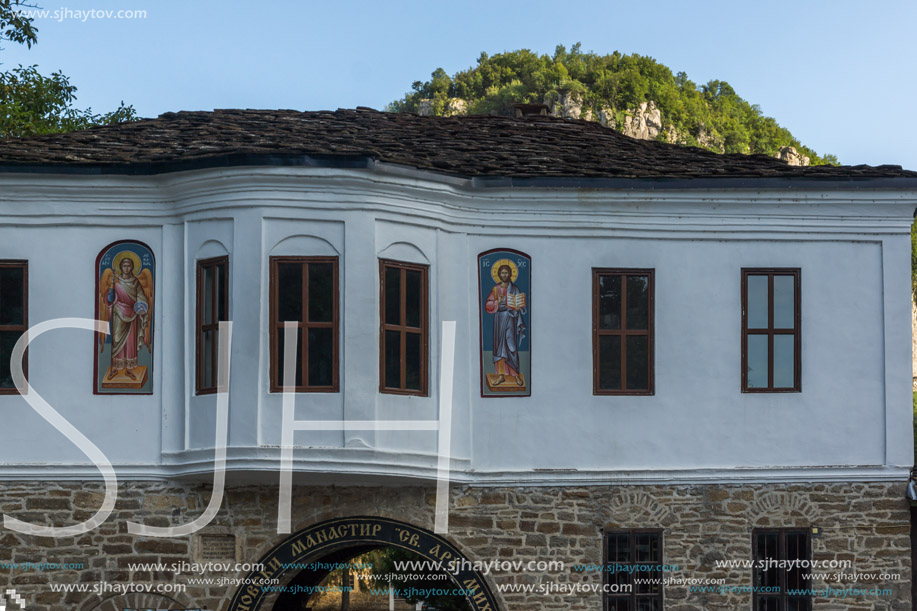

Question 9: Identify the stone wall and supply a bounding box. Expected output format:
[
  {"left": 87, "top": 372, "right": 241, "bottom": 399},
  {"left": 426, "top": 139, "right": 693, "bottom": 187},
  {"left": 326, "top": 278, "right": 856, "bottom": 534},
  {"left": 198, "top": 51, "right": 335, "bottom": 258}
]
[{"left": 0, "top": 481, "right": 909, "bottom": 611}]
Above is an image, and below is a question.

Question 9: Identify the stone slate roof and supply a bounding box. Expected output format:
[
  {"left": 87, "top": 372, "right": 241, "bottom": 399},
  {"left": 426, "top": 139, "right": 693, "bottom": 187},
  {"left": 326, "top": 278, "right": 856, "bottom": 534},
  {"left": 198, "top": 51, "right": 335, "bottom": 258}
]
[{"left": 0, "top": 108, "right": 914, "bottom": 179}]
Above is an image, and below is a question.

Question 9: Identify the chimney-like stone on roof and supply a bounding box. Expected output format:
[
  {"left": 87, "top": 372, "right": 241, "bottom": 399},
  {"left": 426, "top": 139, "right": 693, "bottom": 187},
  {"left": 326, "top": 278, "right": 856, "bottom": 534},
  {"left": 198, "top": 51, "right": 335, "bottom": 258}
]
[{"left": 513, "top": 103, "right": 550, "bottom": 118}]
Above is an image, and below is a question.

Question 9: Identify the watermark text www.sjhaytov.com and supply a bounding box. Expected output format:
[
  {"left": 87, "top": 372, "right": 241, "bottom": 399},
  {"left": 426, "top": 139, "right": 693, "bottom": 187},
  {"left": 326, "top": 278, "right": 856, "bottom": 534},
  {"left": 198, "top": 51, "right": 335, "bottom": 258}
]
[{"left": 14, "top": 7, "right": 147, "bottom": 21}]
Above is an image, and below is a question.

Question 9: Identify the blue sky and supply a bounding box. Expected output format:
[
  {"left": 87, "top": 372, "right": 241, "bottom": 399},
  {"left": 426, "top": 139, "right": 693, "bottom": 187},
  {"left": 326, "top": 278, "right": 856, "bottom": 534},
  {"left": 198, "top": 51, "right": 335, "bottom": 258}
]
[{"left": 4, "top": 0, "right": 916, "bottom": 169}]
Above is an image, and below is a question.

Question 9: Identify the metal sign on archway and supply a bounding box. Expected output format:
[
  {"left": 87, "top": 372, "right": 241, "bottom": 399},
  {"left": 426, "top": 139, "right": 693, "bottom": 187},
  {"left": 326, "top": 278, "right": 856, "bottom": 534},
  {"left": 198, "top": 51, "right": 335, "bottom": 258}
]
[{"left": 227, "top": 516, "right": 500, "bottom": 611}]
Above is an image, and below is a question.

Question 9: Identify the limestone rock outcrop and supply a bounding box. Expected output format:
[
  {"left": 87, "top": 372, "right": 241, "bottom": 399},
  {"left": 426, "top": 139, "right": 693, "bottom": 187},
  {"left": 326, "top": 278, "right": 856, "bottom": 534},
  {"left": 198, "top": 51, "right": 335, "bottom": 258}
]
[
  {"left": 444, "top": 98, "right": 468, "bottom": 116},
  {"left": 417, "top": 99, "right": 435, "bottom": 117},
  {"left": 544, "top": 92, "right": 583, "bottom": 119},
  {"left": 696, "top": 126, "right": 725, "bottom": 152},
  {"left": 622, "top": 101, "right": 664, "bottom": 140},
  {"left": 776, "top": 146, "right": 810, "bottom": 167}
]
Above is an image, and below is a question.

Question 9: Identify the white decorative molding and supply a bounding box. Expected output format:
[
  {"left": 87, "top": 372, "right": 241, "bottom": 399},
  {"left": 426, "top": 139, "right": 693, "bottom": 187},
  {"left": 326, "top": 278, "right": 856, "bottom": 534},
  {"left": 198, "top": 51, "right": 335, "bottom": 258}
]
[{"left": 0, "top": 457, "right": 907, "bottom": 487}]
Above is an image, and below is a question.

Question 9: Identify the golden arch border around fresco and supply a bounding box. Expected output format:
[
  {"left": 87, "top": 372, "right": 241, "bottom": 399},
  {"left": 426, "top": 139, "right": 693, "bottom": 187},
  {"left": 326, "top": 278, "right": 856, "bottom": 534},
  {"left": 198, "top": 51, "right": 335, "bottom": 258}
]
[{"left": 227, "top": 516, "right": 500, "bottom": 611}]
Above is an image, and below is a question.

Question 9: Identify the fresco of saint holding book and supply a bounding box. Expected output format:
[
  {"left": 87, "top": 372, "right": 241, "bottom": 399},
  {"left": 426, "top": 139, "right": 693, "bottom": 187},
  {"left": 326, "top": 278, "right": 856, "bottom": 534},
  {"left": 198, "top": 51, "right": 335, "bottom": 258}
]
[{"left": 478, "top": 249, "right": 531, "bottom": 396}]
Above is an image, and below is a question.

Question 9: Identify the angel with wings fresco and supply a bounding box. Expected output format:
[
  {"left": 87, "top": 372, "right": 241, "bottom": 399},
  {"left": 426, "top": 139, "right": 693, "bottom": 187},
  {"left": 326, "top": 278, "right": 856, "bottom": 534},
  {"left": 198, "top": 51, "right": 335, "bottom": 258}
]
[{"left": 98, "top": 251, "right": 153, "bottom": 381}]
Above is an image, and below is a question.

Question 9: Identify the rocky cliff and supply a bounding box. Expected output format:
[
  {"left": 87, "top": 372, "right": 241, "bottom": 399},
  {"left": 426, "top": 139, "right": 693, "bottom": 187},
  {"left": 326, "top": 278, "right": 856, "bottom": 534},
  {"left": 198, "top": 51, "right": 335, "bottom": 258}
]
[{"left": 416, "top": 94, "right": 810, "bottom": 167}]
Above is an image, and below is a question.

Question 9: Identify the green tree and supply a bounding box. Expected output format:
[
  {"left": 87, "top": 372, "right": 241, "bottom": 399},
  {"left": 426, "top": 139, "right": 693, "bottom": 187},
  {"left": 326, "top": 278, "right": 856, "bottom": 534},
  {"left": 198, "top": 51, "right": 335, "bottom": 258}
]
[
  {"left": 366, "top": 547, "right": 471, "bottom": 611},
  {"left": 1, "top": 0, "right": 37, "bottom": 48},
  {"left": 0, "top": 0, "right": 136, "bottom": 137}
]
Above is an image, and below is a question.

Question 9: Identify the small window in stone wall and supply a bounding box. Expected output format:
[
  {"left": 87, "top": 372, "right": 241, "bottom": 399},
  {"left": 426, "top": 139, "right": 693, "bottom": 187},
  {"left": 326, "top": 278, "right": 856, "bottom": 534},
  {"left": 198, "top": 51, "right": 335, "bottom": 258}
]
[
  {"left": 753, "top": 529, "right": 811, "bottom": 611},
  {"left": 604, "top": 529, "right": 663, "bottom": 610},
  {"left": 0, "top": 260, "right": 27, "bottom": 394}
]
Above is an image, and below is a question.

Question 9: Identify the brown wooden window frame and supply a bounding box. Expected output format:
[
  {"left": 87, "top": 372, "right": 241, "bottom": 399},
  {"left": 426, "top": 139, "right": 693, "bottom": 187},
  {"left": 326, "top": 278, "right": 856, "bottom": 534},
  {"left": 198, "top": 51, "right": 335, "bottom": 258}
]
[
  {"left": 603, "top": 529, "right": 664, "bottom": 611},
  {"left": 196, "top": 256, "right": 229, "bottom": 395},
  {"left": 752, "top": 528, "right": 812, "bottom": 611},
  {"left": 592, "top": 268, "right": 655, "bottom": 396},
  {"left": 269, "top": 256, "right": 340, "bottom": 393},
  {"left": 0, "top": 260, "right": 28, "bottom": 395},
  {"left": 741, "top": 268, "right": 801, "bottom": 392},
  {"left": 379, "top": 259, "right": 429, "bottom": 396}
]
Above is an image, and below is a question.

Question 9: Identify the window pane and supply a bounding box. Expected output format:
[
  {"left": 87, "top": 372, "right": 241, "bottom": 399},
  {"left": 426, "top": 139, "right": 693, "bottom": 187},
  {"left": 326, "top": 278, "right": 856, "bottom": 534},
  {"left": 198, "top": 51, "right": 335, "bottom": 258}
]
[
  {"left": 635, "top": 534, "right": 658, "bottom": 563},
  {"left": 277, "top": 263, "right": 303, "bottom": 322},
  {"left": 786, "top": 565, "right": 805, "bottom": 591},
  {"left": 216, "top": 263, "right": 227, "bottom": 321},
  {"left": 786, "top": 598, "right": 810, "bottom": 611},
  {"left": 0, "top": 331, "right": 21, "bottom": 388},
  {"left": 774, "top": 334, "right": 795, "bottom": 388},
  {"left": 634, "top": 570, "right": 658, "bottom": 593},
  {"left": 607, "top": 599, "right": 631, "bottom": 611},
  {"left": 405, "top": 269, "right": 422, "bottom": 328},
  {"left": 757, "top": 598, "right": 779, "bottom": 611},
  {"left": 405, "top": 332, "right": 422, "bottom": 390},
  {"left": 756, "top": 531, "right": 778, "bottom": 560},
  {"left": 755, "top": 532, "right": 779, "bottom": 588},
  {"left": 626, "top": 275, "right": 649, "bottom": 330},
  {"left": 308, "top": 263, "right": 334, "bottom": 323},
  {"left": 0, "top": 266, "right": 24, "bottom": 326},
  {"left": 635, "top": 600, "right": 659, "bottom": 611},
  {"left": 786, "top": 532, "right": 808, "bottom": 590},
  {"left": 307, "top": 327, "right": 334, "bottom": 387},
  {"left": 202, "top": 265, "right": 214, "bottom": 325},
  {"left": 607, "top": 569, "right": 629, "bottom": 588},
  {"left": 384, "top": 330, "right": 401, "bottom": 388},
  {"left": 276, "top": 327, "right": 303, "bottom": 387},
  {"left": 747, "top": 275, "right": 768, "bottom": 329},
  {"left": 626, "top": 336, "right": 649, "bottom": 390},
  {"left": 774, "top": 275, "right": 795, "bottom": 328},
  {"left": 384, "top": 267, "right": 401, "bottom": 325},
  {"left": 786, "top": 532, "right": 806, "bottom": 561},
  {"left": 202, "top": 329, "right": 214, "bottom": 389},
  {"left": 747, "top": 334, "right": 768, "bottom": 388},
  {"left": 607, "top": 534, "right": 630, "bottom": 563},
  {"left": 598, "top": 335, "right": 621, "bottom": 390},
  {"left": 598, "top": 275, "right": 621, "bottom": 330}
]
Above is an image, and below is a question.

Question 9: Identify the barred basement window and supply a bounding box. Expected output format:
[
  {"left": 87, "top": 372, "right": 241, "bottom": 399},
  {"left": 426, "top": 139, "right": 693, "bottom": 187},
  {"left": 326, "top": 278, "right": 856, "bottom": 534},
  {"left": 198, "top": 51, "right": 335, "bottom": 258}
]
[
  {"left": 593, "top": 269, "right": 654, "bottom": 395},
  {"left": 196, "top": 256, "right": 229, "bottom": 394},
  {"left": 0, "top": 261, "right": 27, "bottom": 394},
  {"left": 379, "top": 259, "right": 428, "bottom": 396},
  {"left": 604, "top": 530, "right": 663, "bottom": 610},
  {"left": 742, "top": 269, "right": 801, "bottom": 392},
  {"left": 753, "top": 529, "right": 811, "bottom": 611},
  {"left": 270, "top": 256, "right": 339, "bottom": 392}
]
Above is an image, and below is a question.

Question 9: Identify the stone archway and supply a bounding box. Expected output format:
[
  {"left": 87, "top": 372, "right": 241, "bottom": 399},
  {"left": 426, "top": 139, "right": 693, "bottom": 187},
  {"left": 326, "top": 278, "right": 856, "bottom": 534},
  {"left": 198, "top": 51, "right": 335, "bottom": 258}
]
[{"left": 227, "top": 516, "right": 499, "bottom": 611}]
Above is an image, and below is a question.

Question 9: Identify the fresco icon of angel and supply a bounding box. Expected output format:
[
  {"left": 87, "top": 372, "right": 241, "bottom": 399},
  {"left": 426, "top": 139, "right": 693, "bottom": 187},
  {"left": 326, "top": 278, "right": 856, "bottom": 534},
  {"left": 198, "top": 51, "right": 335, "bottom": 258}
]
[
  {"left": 479, "top": 249, "right": 531, "bottom": 397},
  {"left": 94, "top": 241, "right": 154, "bottom": 393}
]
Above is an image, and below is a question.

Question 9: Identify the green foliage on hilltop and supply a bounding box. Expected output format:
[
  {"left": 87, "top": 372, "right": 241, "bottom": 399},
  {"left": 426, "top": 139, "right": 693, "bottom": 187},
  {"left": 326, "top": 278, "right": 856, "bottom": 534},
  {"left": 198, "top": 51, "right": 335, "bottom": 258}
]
[{"left": 389, "top": 43, "right": 837, "bottom": 165}]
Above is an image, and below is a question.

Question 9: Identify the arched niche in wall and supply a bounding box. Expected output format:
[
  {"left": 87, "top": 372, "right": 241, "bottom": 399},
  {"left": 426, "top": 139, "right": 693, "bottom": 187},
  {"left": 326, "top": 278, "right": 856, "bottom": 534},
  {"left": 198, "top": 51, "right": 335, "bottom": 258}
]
[
  {"left": 196, "top": 238, "right": 230, "bottom": 260},
  {"left": 270, "top": 235, "right": 340, "bottom": 258},
  {"left": 377, "top": 241, "right": 429, "bottom": 265}
]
